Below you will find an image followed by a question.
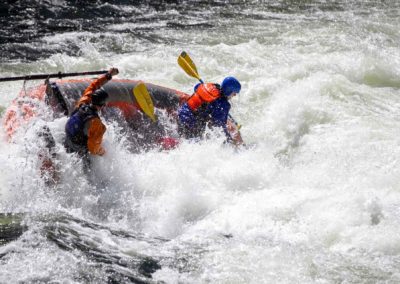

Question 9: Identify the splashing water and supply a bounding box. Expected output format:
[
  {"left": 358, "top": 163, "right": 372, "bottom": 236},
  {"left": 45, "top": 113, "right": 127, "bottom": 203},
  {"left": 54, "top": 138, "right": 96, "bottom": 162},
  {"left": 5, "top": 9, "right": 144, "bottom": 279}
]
[{"left": 1, "top": 1, "right": 400, "bottom": 283}]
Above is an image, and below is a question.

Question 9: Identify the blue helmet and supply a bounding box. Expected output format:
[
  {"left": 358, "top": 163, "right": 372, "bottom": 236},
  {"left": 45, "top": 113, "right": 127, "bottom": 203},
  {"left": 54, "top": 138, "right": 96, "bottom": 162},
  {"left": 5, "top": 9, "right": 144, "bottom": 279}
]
[{"left": 221, "top": 76, "right": 241, "bottom": 97}]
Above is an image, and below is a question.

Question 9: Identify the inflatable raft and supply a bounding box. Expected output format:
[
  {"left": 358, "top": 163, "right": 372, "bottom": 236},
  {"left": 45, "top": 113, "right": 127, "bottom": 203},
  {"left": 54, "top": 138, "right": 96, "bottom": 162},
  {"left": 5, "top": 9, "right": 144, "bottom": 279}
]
[
  {"left": 4, "top": 78, "right": 190, "bottom": 140},
  {"left": 3, "top": 78, "right": 193, "bottom": 185}
]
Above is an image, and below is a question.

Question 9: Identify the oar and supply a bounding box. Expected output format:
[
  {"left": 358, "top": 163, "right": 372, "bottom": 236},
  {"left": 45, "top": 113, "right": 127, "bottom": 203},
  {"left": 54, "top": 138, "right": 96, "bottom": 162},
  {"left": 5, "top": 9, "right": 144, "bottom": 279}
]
[
  {"left": 178, "top": 51, "right": 204, "bottom": 84},
  {"left": 133, "top": 82, "right": 156, "bottom": 122},
  {"left": 0, "top": 70, "right": 108, "bottom": 82},
  {"left": 177, "top": 51, "right": 241, "bottom": 129}
]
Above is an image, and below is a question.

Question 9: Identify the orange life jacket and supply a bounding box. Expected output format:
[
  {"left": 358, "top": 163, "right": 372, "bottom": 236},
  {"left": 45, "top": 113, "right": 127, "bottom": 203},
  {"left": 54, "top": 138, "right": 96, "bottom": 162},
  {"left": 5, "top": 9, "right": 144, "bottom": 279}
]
[{"left": 187, "top": 83, "right": 222, "bottom": 111}]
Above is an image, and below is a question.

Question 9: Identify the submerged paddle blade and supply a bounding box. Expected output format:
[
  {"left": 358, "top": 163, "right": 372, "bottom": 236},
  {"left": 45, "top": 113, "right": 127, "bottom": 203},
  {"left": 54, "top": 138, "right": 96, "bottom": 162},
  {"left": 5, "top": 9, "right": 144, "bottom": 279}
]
[
  {"left": 228, "top": 114, "right": 241, "bottom": 130},
  {"left": 133, "top": 82, "right": 156, "bottom": 122},
  {"left": 178, "top": 51, "right": 203, "bottom": 83}
]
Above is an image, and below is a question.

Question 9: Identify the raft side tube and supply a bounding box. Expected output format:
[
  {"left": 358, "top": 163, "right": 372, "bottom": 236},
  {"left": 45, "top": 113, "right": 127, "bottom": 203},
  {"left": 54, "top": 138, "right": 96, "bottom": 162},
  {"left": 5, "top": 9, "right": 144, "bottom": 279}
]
[{"left": 54, "top": 79, "right": 189, "bottom": 115}]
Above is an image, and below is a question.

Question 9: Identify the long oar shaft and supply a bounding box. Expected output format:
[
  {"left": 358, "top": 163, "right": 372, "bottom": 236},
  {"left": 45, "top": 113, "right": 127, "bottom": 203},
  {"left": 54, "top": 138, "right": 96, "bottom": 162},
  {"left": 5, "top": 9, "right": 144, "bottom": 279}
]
[{"left": 0, "top": 70, "right": 108, "bottom": 82}]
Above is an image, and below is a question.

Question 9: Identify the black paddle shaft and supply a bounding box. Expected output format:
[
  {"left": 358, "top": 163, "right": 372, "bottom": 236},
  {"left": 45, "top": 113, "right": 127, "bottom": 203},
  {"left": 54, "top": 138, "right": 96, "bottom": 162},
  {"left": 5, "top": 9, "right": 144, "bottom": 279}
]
[{"left": 0, "top": 70, "right": 108, "bottom": 82}]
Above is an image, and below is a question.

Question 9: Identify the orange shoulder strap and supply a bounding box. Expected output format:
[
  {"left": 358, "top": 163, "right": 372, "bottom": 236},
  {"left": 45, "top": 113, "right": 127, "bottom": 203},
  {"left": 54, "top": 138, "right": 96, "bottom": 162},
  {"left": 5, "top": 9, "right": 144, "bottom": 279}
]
[
  {"left": 187, "top": 83, "right": 221, "bottom": 111},
  {"left": 197, "top": 83, "right": 220, "bottom": 102}
]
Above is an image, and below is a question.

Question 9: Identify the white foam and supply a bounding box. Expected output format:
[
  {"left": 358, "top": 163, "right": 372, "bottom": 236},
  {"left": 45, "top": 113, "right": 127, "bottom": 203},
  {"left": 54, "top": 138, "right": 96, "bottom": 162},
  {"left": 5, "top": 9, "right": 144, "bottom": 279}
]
[{"left": 1, "top": 4, "right": 400, "bottom": 282}]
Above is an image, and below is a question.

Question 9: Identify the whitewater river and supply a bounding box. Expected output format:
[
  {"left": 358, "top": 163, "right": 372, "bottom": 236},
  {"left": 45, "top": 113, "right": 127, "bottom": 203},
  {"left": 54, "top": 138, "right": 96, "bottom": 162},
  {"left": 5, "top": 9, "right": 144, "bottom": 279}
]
[{"left": 1, "top": 1, "right": 400, "bottom": 283}]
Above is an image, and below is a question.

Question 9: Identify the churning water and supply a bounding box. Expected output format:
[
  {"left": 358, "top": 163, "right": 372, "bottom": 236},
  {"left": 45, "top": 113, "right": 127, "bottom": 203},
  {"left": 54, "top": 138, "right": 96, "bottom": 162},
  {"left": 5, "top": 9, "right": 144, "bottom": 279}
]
[{"left": 1, "top": 1, "right": 400, "bottom": 283}]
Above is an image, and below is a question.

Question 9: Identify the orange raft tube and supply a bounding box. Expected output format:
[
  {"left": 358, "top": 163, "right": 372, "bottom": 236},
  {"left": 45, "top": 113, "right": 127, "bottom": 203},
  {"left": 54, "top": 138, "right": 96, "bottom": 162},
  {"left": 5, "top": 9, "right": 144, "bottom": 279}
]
[{"left": 4, "top": 78, "right": 190, "bottom": 140}]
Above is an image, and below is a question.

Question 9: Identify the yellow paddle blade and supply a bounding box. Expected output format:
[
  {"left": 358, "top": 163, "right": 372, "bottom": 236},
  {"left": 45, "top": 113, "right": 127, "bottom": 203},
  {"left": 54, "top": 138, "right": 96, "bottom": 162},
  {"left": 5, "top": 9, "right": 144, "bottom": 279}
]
[
  {"left": 179, "top": 51, "right": 198, "bottom": 74},
  {"left": 178, "top": 51, "right": 203, "bottom": 82},
  {"left": 133, "top": 82, "right": 156, "bottom": 122}
]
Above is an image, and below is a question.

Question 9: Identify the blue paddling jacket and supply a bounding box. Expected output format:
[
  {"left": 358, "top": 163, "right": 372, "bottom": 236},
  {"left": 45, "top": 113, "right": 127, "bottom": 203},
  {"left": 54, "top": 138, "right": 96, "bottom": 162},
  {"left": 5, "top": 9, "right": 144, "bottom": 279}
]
[{"left": 178, "top": 83, "right": 231, "bottom": 139}]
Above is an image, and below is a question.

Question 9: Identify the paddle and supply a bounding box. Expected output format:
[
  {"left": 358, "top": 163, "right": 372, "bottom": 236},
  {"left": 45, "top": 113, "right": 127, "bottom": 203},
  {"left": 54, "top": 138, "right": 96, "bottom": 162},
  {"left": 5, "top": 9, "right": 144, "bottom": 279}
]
[
  {"left": 177, "top": 51, "right": 242, "bottom": 130},
  {"left": 0, "top": 70, "right": 109, "bottom": 82},
  {"left": 178, "top": 51, "right": 204, "bottom": 84},
  {"left": 133, "top": 82, "right": 156, "bottom": 122}
]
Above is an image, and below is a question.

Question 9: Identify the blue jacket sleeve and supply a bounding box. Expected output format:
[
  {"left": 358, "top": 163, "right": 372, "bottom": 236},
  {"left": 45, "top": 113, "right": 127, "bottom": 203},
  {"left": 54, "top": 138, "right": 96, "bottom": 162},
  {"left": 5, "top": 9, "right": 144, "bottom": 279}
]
[{"left": 208, "top": 98, "right": 231, "bottom": 138}]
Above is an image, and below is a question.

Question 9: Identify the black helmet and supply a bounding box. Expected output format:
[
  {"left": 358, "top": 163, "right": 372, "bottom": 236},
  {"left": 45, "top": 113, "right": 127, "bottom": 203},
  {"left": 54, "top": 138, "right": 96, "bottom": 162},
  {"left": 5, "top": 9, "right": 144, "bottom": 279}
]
[{"left": 92, "top": 88, "right": 108, "bottom": 106}]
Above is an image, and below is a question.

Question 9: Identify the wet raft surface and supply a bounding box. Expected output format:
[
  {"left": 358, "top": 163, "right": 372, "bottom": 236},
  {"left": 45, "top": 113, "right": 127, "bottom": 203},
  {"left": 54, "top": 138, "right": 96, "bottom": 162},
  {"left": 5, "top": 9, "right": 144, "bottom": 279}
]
[{"left": 54, "top": 80, "right": 183, "bottom": 115}]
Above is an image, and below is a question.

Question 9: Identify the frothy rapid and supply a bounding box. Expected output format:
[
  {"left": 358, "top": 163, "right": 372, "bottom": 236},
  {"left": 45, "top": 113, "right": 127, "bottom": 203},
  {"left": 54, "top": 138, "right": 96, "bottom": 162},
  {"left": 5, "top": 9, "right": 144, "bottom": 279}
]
[{"left": 1, "top": 1, "right": 400, "bottom": 283}]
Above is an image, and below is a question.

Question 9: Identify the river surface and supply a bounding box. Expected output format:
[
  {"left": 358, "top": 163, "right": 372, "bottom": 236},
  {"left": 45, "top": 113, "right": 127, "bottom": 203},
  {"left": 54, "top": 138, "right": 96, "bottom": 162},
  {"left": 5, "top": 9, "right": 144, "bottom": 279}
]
[{"left": 1, "top": 1, "right": 400, "bottom": 283}]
